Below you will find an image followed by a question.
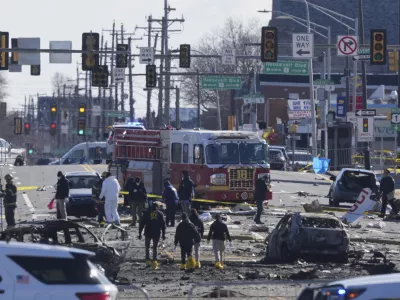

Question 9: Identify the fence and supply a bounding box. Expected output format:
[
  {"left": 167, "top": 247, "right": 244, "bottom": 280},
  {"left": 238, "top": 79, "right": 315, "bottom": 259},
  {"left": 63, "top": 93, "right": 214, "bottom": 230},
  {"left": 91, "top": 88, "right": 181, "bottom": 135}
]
[
  {"left": 187, "top": 280, "right": 330, "bottom": 300},
  {"left": 285, "top": 146, "right": 399, "bottom": 172}
]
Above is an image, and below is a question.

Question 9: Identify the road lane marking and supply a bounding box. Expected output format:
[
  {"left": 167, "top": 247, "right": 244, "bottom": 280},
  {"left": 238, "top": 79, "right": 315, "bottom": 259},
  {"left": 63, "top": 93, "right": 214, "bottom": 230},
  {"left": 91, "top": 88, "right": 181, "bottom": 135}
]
[{"left": 22, "top": 193, "right": 37, "bottom": 220}]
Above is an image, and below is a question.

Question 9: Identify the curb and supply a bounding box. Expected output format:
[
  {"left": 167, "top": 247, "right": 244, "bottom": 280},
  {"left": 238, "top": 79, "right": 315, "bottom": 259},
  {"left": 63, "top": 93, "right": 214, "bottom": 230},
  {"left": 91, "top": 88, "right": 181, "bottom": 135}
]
[{"left": 351, "top": 237, "right": 400, "bottom": 245}]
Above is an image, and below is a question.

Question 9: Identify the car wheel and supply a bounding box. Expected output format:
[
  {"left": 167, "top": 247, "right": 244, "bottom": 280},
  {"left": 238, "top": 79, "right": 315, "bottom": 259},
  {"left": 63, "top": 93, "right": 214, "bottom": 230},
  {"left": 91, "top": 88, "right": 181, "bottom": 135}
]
[
  {"left": 281, "top": 244, "right": 296, "bottom": 263},
  {"left": 329, "top": 196, "right": 340, "bottom": 207}
]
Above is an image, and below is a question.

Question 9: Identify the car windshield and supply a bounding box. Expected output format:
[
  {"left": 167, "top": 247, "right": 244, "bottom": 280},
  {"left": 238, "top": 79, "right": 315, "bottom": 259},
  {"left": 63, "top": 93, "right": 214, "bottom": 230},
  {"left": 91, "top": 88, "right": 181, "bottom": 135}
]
[
  {"left": 288, "top": 153, "right": 312, "bottom": 162},
  {"left": 205, "top": 142, "right": 267, "bottom": 165},
  {"left": 301, "top": 217, "right": 341, "bottom": 229},
  {"left": 239, "top": 143, "right": 267, "bottom": 164},
  {"left": 206, "top": 143, "right": 239, "bottom": 164},
  {"left": 66, "top": 176, "right": 98, "bottom": 189}
]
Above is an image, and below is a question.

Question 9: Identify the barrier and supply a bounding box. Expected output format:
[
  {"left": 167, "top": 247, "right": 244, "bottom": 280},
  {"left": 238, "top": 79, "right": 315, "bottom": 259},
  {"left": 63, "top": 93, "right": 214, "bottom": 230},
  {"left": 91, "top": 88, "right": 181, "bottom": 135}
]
[
  {"left": 116, "top": 284, "right": 150, "bottom": 299},
  {"left": 187, "top": 279, "right": 330, "bottom": 299}
]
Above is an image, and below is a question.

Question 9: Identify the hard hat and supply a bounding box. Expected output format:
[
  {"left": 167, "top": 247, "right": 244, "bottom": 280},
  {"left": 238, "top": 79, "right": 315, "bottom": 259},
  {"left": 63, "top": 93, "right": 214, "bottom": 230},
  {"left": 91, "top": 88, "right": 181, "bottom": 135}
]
[{"left": 4, "top": 174, "right": 13, "bottom": 181}]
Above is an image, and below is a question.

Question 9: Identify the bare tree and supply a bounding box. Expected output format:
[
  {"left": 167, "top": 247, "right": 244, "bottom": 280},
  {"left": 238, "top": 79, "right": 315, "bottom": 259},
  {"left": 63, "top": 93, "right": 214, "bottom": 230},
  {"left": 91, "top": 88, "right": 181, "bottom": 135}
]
[
  {"left": 180, "top": 18, "right": 263, "bottom": 110},
  {"left": 51, "top": 72, "right": 74, "bottom": 95}
]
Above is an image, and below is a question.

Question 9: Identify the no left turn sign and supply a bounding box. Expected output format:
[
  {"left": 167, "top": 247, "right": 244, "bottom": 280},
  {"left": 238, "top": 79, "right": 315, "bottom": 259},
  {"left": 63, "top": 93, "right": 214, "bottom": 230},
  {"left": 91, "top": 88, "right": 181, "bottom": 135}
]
[{"left": 337, "top": 35, "right": 358, "bottom": 56}]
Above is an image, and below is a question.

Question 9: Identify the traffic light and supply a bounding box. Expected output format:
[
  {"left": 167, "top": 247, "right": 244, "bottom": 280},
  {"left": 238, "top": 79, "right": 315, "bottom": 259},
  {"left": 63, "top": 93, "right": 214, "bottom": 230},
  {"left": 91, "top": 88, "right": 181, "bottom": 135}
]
[
  {"left": 146, "top": 64, "right": 157, "bottom": 88},
  {"left": 24, "top": 123, "right": 31, "bottom": 135},
  {"left": 78, "top": 119, "right": 86, "bottom": 136},
  {"left": 261, "top": 26, "right": 278, "bottom": 63},
  {"left": 179, "top": 44, "right": 191, "bottom": 68},
  {"left": 79, "top": 104, "right": 86, "bottom": 117},
  {"left": 0, "top": 102, "right": 6, "bottom": 118},
  {"left": 363, "top": 118, "right": 368, "bottom": 133},
  {"left": 50, "top": 123, "right": 57, "bottom": 136},
  {"left": 116, "top": 44, "right": 128, "bottom": 68},
  {"left": 50, "top": 104, "right": 57, "bottom": 117},
  {"left": 92, "top": 65, "right": 109, "bottom": 87},
  {"left": 31, "top": 65, "right": 40, "bottom": 76},
  {"left": 14, "top": 117, "right": 22, "bottom": 135},
  {"left": 370, "top": 29, "right": 387, "bottom": 65},
  {"left": 389, "top": 51, "right": 398, "bottom": 72},
  {"left": 82, "top": 32, "right": 100, "bottom": 71},
  {"left": 0, "top": 32, "right": 9, "bottom": 70},
  {"left": 27, "top": 144, "right": 33, "bottom": 155},
  {"left": 10, "top": 38, "right": 18, "bottom": 64}
]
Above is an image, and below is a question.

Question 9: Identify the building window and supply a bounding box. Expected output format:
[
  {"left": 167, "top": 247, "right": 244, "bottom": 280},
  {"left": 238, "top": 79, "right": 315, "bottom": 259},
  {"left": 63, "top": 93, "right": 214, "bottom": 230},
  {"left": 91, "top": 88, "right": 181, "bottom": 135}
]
[
  {"left": 171, "top": 143, "right": 182, "bottom": 163},
  {"left": 193, "top": 144, "right": 204, "bottom": 164},
  {"left": 183, "top": 143, "right": 189, "bottom": 163}
]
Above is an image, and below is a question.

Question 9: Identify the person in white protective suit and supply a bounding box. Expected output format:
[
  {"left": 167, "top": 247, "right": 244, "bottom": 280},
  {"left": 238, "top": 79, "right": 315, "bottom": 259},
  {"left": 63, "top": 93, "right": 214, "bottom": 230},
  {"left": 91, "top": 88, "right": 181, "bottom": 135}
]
[{"left": 99, "top": 171, "right": 121, "bottom": 226}]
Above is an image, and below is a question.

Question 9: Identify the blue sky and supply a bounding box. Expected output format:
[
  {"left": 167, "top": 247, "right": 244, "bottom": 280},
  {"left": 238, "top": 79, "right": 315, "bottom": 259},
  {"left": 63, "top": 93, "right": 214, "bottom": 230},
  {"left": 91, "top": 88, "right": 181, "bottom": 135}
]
[{"left": 3, "top": 0, "right": 272, "bottom": 118}]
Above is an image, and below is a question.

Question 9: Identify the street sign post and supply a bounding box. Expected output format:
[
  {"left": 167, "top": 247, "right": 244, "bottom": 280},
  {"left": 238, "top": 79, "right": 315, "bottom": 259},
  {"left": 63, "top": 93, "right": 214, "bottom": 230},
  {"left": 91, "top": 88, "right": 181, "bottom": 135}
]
[
  {"left": 356, "top": 109, "right": 376, "bottom": 117},
  {"left": 314, "top": 79, "right": 335, "bottom": 91},
  {"left": 357, "top": 117, "right": 374, "bottom": 142},
  {"left": 139, "top": 47, "right": 154, "bottom": 64},
  {"left": 353, "top": 48, "right": 370, "bottom": 61},
  {"left": 292, "top": 33, "right": 314, "bottom": 59},
  {"left": 243, "top": 93, "right": 264, "bottom": 104},
  {"left": 263, "top": 61, "right": 308, "bottom": 75},
  {"left": 222, "top": 48, "right": 236, "bottom": 65},
  {"left": 200, "top": 76, "right": 241, "bottom": 90},
  {"left": 337, "top": 35, "right": 358, "bottom": 57},
  {"left": 391, "top": 108, "right": 400, "bottom": 131}
]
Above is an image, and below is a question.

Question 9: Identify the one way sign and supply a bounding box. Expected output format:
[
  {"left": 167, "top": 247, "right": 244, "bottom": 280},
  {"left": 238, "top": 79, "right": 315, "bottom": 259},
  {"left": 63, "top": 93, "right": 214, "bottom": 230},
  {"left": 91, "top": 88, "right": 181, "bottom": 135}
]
[
  {"left": 356, "top": 109, "right": 376, "bottom": 117},
  {"left": 292, "top": 33, "right": 314, "bottom": 59}
]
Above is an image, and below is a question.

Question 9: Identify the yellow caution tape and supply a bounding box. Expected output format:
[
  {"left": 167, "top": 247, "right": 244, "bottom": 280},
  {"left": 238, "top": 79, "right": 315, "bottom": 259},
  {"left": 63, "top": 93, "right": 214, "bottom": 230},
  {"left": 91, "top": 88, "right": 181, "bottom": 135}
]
[{"left": 17, "top": 186, "right": 40, "bottom": 191}]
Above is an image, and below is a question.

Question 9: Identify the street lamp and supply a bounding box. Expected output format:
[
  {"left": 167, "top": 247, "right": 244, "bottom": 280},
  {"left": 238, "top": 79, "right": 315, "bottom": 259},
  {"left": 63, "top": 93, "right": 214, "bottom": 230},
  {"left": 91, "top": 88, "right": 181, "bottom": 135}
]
[{"left": 192, "top": 49, "right": 222, "bottom": 130}]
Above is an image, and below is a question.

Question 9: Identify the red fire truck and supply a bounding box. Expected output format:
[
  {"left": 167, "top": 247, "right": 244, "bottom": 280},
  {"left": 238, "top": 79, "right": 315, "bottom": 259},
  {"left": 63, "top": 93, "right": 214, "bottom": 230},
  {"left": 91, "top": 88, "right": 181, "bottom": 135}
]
[{"left": 109, "top": 128, "right": 272, "bottom": 204}]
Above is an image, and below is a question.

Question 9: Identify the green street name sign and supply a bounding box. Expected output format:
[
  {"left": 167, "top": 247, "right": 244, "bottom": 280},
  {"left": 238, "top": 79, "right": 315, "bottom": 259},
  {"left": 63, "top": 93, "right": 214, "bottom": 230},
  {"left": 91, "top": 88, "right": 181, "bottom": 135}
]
[
  {"left": 314, "top": 79, "right": 334, "bottom": 85},
  {"left": 263, "top": 60, "right": 309, "bottom": 76},
  {"left": 105, "top": 112, "right": 130, "bottom": 118},
  {"left": 358, "top": 48, "right": 370, "bottom": 55},
  {"left": 243, "top": 93, "right": 264, "bottom": 104},
  {"left": 200, "top": 76, "right": 241, "bottom": 90}
]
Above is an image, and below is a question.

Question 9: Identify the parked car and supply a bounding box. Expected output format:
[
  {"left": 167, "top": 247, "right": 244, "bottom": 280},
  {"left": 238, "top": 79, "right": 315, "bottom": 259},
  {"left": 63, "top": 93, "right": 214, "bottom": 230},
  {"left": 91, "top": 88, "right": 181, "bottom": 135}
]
[
  {"left": 287, "top": 150, "right": 313, "bottom": 171},
  {"left": 297, "top": 273, "right": 400, "bottom": 300},
  {"left": 268, "top": 148, "right": 288, "bottom": 170},
  {"left": 328, "top": 168, "right": 379, "bottom": 206},
  {"left": 65, "top": 171, "right": 101, "bottom": 218},
  {"left": 0, "top": 240, "right": 118, "bottom": 300},
  {"left": 266, "top": 212, "right": 349, "bottom": 262}
]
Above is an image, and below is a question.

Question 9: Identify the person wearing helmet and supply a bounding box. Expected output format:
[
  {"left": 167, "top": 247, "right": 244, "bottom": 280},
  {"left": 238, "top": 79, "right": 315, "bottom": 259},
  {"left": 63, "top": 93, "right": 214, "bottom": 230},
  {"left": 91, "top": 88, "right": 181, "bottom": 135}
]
[
  {"left": 55, "top": 171, "right": 70, "bottom": 220},
  {"left": 2, "top": 174, "right": 17, "bottom": 228},
  {"left": 92, "top": 171, "right": 107, "bottom": 226}
]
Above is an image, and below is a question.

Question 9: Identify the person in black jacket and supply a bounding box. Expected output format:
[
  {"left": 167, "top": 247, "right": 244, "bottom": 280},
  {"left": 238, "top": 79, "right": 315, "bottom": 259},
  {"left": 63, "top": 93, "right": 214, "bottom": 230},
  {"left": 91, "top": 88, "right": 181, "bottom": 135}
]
[
  {"left": 128, "top": 177, "right": 147, "bottom": 226},
  {"left": 379, "top": 169, "right": 396, "bottom": 218},
  {"left": 178, "top": 170, "right": 196, "bottom": 215},
  {"left": 254, "top": 175, "right": 269, "bottom": 224},
  {"left": 174, "top": 213, "right": 200, "bottom": 270},
  {"left": 207, "top": 214, "right": 232, "bottom": 270},
  {"left": 163, "top": 179, "right": 179, "bottom": 227},
  {"left": 2, "top": 174, "right": 17, "bottom": 228},
  {"left": 55, "top": 171, "right": 70, "bottom": 220},
  {"left": 139, "top": 202, "right": 166, "bottom": 270},
  {"left": 92, "top": 171, "right": 107, "bottom": 226},
  {"left": 190, "top": 208, "right": 204, "bottom": 268}
]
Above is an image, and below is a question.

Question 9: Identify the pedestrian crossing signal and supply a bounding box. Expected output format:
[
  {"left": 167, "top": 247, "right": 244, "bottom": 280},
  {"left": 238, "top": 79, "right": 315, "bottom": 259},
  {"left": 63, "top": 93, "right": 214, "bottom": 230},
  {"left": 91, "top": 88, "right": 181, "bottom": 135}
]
[
  {"left": 363, "top": 118, "right": 368, "bottom": 133},
  {"left": 31, "top": 65, "right": 40, "bottom": 76},
  {"left": 92, "top": 65, "right": 109, "bottom": 87}
]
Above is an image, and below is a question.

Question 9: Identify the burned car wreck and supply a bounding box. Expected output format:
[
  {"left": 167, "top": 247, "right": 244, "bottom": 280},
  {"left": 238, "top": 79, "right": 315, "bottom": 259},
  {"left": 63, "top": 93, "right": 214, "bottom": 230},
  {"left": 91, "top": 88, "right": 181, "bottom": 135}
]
[
  {"left": 267, "top": 212, "right": 349, "bottom": 262},
  {"left": 0, "top": 220, "right": 129, "bottom": 280}
]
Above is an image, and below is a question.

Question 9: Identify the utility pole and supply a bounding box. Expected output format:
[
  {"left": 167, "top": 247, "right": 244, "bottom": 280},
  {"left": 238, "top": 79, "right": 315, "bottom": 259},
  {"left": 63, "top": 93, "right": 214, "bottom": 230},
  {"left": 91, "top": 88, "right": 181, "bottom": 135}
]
[
  {"left": 147, "top": 15, "right": 153, "bottom": 127},
  {"left": 84, "top": 71, "right": 88, "bottom": 98},
  {"left": 128, "top": 37, "right": 134, "bottom": 121},
  {"left": 102, "top": 42, "right": 108, "bottom": 131},
  {"left": 358, "top": 0, "right": 368, "bottom": 109},
  {"left": 99, "top": 33, "right": 104, "bottom": 137},
  {"left": 175, "top": 86, "right": 180, "bottom": 128},
  {"left": 114, "top": 32, "right": 119, "bottom": 114},
  {"left": 120, "top": 23, "right": 125, "bottom": 112}
]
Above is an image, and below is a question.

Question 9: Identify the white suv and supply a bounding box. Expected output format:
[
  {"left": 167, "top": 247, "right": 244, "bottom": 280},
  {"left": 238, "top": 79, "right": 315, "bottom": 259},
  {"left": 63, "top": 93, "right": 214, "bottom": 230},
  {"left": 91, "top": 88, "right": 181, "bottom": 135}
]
[{"left": 0, "top": 241, "right": 118, "bottom": 300}]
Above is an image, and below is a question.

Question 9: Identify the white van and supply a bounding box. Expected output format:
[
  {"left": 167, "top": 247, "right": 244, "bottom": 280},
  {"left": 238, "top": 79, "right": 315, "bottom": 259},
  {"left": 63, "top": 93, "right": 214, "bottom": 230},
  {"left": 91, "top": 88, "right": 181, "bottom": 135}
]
[
  {"left": 52, "top": 142, "right": 108, "bottom": 165},
  {"left": 0, "top": 241, "right": 118, "bottom": 300},
  {"left": 297, "top": 273, "right": 400, "bottom": 300}
]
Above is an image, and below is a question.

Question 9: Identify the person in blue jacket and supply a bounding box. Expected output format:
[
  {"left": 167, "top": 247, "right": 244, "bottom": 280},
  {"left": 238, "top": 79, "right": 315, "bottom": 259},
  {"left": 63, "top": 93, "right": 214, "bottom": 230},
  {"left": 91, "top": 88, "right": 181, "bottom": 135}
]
[{"left": 162, "top": 179, "right": 179, "bottom": 227}]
